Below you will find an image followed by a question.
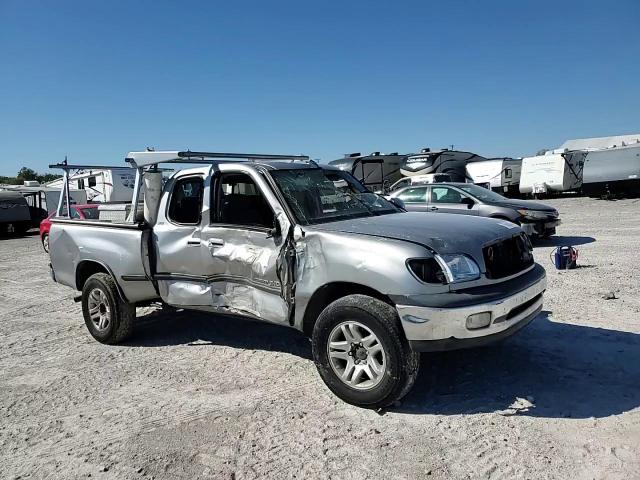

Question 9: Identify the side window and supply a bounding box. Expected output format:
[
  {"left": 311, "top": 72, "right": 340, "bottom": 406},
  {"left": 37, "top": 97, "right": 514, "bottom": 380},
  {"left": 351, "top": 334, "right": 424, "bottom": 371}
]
[
  {"left": 70, "top": 207, "right": 81, "bottom": 219},
  {"left": 77, "top": 179, "right": 85, "bottom": 189},
  {"left": 396, "top": 187, "right": 427, "bottom": 203},
  {"left": 431, "top": 186, "right": 465, "bottom": 204},
  {"left": 88, "top": 176, "right": 97, "bottom": 187},
  {"left": 168, "top": 177, "right": 204, "bottom": 225},
  {"left": 214, "top": 173, "right": 273, "bottom": 229}
]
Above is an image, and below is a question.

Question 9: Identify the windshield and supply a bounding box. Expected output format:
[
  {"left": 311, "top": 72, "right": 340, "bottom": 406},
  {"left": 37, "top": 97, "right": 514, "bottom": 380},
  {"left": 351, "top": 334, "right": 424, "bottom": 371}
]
[
  {"left": 270, "top": 169, "right": 400, "bottom": 225},
  {"left": 458, "top": 184, "right": 507, "bottom": 202}
]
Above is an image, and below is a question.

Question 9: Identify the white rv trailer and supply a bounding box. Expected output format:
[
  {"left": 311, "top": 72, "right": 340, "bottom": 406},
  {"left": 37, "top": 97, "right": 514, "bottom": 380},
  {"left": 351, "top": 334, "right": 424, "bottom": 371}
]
[
  {"left": 328, "top": 152, "right": 405, "bottom": 192},
  {"left": 388, "top": 173, "right": 452, "bottom": 192},
  {"left": 465, "top": 158, "right": 522, "bottom": 195},
  {"left": 519, "top": 149, "right": 587, "bottom": 195},
  {"left": 400, "top": 148, "right": 487, "bottom": 182},
  {"left": 46, "top": 167, "right": 138, "bottom": 202},
  {"left": 560, "top": 134, "right": 640, "bottom": 195}
]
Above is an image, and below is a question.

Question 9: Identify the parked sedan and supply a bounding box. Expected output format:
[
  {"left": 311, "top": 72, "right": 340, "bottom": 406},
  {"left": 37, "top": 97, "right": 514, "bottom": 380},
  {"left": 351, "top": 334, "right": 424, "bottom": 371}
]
[
  {"left": 389, "top": 183, "right": 560, "bottom": 237},
  {"left": 40, "top": 204, "right": 99, "bottom": 252}
]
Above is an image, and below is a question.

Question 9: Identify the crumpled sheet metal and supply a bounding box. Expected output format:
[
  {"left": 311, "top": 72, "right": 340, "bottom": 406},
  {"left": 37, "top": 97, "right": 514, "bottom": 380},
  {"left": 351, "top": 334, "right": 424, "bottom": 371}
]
[
  {"left": 159, "top": 280, "right": 212, "bottom": 306},
  {"left": 208, "top": 239, "right": 274, "bottom": 278},
  {"left": 211, "top": 282, "right": 288, "bottom": 321}
]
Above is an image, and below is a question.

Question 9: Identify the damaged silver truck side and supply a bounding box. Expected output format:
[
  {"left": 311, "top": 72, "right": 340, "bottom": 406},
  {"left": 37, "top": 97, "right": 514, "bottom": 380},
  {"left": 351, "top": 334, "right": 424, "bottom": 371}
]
[{"left": 48, "top": 151, "right": 547, "bottom": 408}]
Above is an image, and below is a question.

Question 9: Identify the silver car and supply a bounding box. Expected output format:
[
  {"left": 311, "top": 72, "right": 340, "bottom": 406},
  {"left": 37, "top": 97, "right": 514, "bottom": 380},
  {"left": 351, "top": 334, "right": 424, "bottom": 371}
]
[
  {"left": 48, "top": 151, "right": 547, "bottom": 408},
  {"left": 390, "top": 182, "right": 561, "bottom": 237}
]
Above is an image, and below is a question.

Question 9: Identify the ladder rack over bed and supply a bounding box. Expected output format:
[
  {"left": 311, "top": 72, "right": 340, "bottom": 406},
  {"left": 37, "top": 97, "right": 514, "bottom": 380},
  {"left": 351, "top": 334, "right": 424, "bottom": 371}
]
[{"left": 48, "top": 150, "right": 310, "bottom": 220}]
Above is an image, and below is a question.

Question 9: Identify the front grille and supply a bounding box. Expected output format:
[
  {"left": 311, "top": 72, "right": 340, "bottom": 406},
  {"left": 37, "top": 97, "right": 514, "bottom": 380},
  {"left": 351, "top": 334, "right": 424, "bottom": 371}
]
[{"left": 483, "top": 234, "right": 534, "bottom": 279}]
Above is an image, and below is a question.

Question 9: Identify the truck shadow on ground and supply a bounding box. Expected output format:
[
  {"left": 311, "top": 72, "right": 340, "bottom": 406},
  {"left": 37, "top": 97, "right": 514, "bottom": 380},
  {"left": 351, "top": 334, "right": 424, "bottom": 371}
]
[
  {"left": 127, "top": 308, "right": 639, "bottom": 419},
  {"left": 532, "top": 235, "right": 596, "bottom": 247},
  {"left": 128, "top": 306, "right": 313, "bottom": 360},
  {"left": 399, "top": 311, "right": 640, "bottom": 419}
]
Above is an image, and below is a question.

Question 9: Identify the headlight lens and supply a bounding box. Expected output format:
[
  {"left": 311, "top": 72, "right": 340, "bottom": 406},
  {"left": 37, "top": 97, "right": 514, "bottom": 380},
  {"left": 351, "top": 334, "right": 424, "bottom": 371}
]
[
  {"left": 438, "top": 254, "right": 481, "bottom": 283},
  {"left": 517, "top": 209, "right": 550, "bottom": 220},
  {"left": 407, "top": 258, "right": 448, "bottom": 284},
  {"left": 407, "top": 255, "right": 481, "bottom": 284}
]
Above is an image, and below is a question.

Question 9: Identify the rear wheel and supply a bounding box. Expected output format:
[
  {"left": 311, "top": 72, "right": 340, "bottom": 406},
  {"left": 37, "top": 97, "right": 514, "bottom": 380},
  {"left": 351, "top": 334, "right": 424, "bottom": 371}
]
[
  {"left": 42, "top": 234, "right": 49, "bottom": 253},
  {"left": 81, "top": 273, "right": 135, "bottom": 344},
  {"left": 312, "top": 294, "right": 420, "bottom": 409}
]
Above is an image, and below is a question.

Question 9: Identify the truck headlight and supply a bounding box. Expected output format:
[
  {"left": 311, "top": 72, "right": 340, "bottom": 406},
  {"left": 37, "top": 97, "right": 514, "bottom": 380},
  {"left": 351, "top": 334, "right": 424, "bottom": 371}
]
[
  {"left": 407, "top": 258, "right": 448, "bottom": 284},
  {"left": 517, "top": 209, "right": 549, "bottom": 220},
  {"left": 437, "top": 254, "right": 481, "bottom": 283}
]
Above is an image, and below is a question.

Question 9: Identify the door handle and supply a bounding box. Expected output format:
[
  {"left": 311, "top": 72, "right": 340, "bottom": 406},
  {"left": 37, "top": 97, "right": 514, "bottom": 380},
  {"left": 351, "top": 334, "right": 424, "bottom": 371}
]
[
  {"left": 187, "top": 239, "right": 201, "bottom": 246},
  {"left": 429, "top": 206, "right": 438, "bottom": 211},
  {"left": 207, "top": 238, "right": 225, "bottom": 247}
]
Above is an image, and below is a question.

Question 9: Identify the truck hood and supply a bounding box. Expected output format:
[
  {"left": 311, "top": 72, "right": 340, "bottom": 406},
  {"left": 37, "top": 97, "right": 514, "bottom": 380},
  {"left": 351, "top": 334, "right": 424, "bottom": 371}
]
[{"left": 310, "top": 212, "right": 523, "bottom": 262}]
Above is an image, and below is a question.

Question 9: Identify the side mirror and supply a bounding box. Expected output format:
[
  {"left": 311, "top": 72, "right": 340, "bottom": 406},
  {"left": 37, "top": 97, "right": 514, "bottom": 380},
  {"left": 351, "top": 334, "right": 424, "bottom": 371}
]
[
  {"left": 267, "top": 214, "right": 282, "bottom": 239},
  {"left": 389, "top": 197, "right": 406, "bottom": 210},
  {"left": 461, "top": 197, "right": 475, "bottom": 209}
]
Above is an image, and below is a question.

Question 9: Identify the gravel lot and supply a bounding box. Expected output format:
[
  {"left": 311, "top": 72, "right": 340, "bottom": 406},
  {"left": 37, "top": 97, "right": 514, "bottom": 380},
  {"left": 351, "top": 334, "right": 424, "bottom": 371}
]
[{"left": 1, "top": 196, "right": 639, "bottom": 480}]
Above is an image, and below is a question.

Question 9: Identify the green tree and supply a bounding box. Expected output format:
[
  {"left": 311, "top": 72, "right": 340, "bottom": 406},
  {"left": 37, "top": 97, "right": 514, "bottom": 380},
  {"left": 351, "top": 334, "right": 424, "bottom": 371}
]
[{"left": 17, "top": 167, "right": 38, "bottom": 181}]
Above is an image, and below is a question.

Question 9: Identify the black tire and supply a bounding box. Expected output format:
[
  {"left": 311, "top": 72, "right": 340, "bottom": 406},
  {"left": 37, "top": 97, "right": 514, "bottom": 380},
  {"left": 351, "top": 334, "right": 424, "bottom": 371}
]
[
  {"left": 81, "top": 273, "right": 135, "bottom": 344},
  {"left": 42, "top": 234, "right": 49, "bottom": 253},
  {"left": 311, "top": 294, "right": 420, "bottom": 409}
]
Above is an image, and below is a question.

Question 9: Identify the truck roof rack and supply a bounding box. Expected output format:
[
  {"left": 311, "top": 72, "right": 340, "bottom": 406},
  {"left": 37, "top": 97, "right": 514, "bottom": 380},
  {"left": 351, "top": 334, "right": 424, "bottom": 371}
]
[
  {"left": 124, "top": 150, "right": 310, "bottom": 168},
  {"left": 48, "top": 150, "right": 312, "bottom": 220}
]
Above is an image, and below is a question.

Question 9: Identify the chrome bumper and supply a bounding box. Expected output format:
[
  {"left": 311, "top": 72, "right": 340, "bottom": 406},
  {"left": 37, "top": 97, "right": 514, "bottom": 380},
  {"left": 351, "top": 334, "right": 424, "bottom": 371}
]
[{"left": 396, "top": 274, "right": 546, "bottom": 351}]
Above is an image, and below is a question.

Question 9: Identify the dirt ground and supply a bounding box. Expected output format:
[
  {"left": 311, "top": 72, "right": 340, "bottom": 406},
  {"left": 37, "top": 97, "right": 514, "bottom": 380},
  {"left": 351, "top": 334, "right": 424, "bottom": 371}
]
[{"left": 1, "top": 196, "right": 639, "bottom": 480}]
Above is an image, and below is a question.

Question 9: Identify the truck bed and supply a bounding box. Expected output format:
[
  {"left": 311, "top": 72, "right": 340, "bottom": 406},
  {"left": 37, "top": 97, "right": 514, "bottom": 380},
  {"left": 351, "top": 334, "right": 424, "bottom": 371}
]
[{"left": 49, "top": 218, "right": 158, "bottom": 303}]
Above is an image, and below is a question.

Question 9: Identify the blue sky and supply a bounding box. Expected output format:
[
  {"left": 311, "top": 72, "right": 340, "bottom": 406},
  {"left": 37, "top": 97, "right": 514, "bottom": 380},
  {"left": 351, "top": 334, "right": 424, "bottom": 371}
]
[{"left": 1, "top": 0, "right": 638, "bottom": 175}]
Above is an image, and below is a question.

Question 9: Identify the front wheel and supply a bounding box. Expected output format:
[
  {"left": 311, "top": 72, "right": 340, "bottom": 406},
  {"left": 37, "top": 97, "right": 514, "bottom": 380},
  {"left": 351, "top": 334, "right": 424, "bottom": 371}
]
[
  {"left": 312, "top": 294, "right": 420, "bottom": 409},
  {"left": 81, "top": 273, "right": 135, "bottom": 344}
]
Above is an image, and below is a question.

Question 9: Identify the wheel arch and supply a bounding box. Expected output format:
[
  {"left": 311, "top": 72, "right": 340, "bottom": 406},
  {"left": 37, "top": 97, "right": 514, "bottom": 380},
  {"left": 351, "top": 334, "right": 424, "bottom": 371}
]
[
  {"left": 301, "top": 282, "right": 394, "bottom": 337},
  {"left": 75, "top": 260, "right": 129, "bottom": 303}
]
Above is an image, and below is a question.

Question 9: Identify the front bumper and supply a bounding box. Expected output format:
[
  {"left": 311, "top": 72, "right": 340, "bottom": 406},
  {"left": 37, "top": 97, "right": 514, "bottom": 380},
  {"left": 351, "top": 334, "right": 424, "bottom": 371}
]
[
  {"left": 521, "top": 219, "right": 561, "bottom": 236},
  {"left": 396, "top": 269, "right": 546, "bottom": 352}
]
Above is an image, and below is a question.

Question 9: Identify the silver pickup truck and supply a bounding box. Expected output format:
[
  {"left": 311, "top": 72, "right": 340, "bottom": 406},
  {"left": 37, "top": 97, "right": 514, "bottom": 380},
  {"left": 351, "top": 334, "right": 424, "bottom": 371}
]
[{"left": 48, "top": 150, "right": 546, "bottom": 408}]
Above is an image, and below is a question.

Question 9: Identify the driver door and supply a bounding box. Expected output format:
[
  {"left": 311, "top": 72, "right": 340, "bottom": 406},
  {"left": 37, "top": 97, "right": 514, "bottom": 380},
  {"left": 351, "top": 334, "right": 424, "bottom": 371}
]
[{"left": 198, "top": 165, "right": 294, "bottom": 325}]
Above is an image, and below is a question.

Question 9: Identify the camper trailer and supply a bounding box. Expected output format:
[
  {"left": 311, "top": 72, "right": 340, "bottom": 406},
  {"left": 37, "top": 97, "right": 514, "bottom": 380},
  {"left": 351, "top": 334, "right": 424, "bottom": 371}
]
[
  {"left": 519, "top": 149, "right": 587, "bottom": 195},
  {"left": 560, "top": 135, "right": 640, "bottom": 196},
  {"left": 46, "top": 167, "right": 137, "bottom": 202},
  {"left": 328, "top": 152, "right": 405, "bottom": 192},
  {"left": 388, "top": 173, "right": 452, "bottom": 192},
  {"left": 0, "top": 191, "right": 31, "bottom": 234},
  {"left": 0, "top": 184, "right": 87, "bottom": 225},
  {"left": 465, "top": 158, "right": 522, "bottom": 196},
  {"left": 400, "top": 148, "right": 486, "bottom": 182}
]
